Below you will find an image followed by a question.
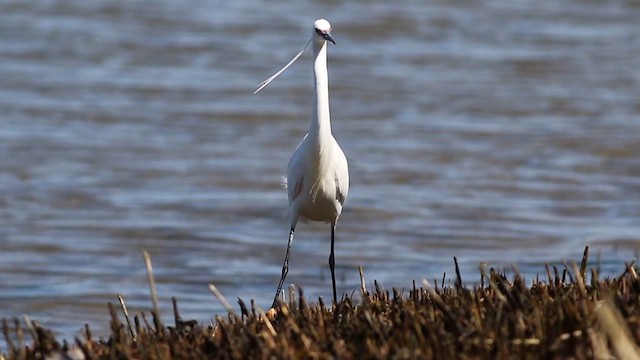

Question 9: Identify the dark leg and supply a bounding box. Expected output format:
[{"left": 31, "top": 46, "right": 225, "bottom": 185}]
[
  {"left": 272, "top": 227, "right": 295, "bottom": 308},
  {"left": 329, "top": 222, "right": 337, "bottom": 305}
]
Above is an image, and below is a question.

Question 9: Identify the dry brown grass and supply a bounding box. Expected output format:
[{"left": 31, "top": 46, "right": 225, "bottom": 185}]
[{"left": 2, "top": 246, "right": 640, "bottom": 359}]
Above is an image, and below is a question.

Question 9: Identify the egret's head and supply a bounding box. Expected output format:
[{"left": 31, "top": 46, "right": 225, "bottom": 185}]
[{"left": 313, "top": 19, "right": 335, "bottom": 45}]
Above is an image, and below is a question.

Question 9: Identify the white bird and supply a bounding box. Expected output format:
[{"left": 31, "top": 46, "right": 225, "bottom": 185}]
[{"left": 254, "top": 19, "right": 349, "bottom": 308}]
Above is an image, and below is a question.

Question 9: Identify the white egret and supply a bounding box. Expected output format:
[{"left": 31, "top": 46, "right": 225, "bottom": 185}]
[{"left": 254, "top": 19, "right": 349, "bottom": 307}]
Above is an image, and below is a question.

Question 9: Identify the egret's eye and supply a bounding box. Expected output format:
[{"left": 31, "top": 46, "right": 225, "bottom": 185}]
[{"left": 315, "top": 28, "right": 323, "bottom": 35}]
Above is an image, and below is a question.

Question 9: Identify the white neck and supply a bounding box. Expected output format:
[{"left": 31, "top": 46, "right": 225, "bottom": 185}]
[{"left": 310, "top": 39, "right": 331, "bottom": 139}]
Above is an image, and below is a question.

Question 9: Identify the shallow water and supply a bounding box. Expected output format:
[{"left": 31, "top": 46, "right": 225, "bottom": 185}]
[{"left": 1, "top": 0, "right": 639, "bottom": 341}]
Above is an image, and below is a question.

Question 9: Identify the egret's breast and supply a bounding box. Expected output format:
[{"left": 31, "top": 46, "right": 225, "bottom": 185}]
[{"left": 297, "top": 177, "right": 341, "bottom": 223}]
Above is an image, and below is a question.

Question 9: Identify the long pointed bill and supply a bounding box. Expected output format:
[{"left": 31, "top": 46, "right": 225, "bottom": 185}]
[
  {"left": 254, "top": 38, "right": 312, "bottom": 94},
  {"left": 322, "top": 33, "right": 335, "bottom": 45}
]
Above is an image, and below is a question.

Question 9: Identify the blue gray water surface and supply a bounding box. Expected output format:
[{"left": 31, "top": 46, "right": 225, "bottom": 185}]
[{"left": 1, "top": 0, "right": 639, "bottom": 341}]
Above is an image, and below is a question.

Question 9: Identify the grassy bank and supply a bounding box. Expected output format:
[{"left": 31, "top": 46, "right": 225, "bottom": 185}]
[{"left": 2, "top": 247, "right": 640, "bottom": 359}]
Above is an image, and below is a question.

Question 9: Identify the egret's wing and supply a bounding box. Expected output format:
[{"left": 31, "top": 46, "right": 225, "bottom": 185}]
[
  {"left": 287, "top": 135, "right": 308, "bottom": 203},
  {"left": 333, "top": 143, "right": 349, "bottom": 206},
  {"left": 290, "top": 175, "right": 304, "bottom": 203},
  {"left": 335, "top": 178, "right": 346, "bottom": 205}
]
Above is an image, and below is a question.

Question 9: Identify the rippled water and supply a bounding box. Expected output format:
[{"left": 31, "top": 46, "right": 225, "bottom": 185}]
[{"left": 1, "top": 0, "right": 639, "bottom": 341}]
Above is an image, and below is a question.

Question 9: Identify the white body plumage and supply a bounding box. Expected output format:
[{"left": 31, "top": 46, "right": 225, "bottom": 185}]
[{"left": 255, "top": 19, "right": 349, "bottom": 307}]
